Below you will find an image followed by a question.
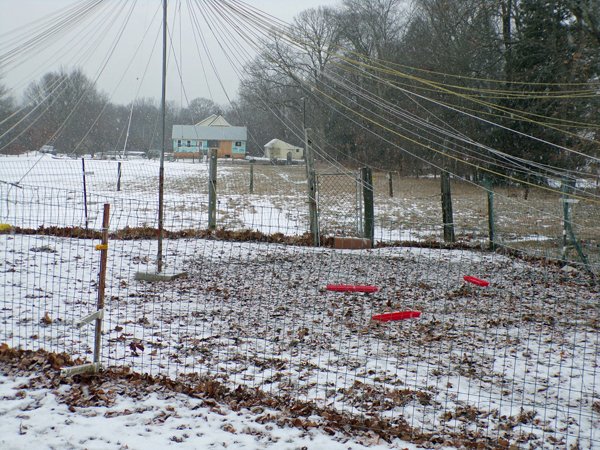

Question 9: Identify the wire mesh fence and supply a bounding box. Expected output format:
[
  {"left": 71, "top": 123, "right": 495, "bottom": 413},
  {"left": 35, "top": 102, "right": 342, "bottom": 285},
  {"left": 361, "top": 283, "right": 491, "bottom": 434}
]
[
  {"left": 317, "top": 171, "right": 363, "bottom": 237},
  {"left": 1, "top": 156, "right": 599, "bottom": 448}
]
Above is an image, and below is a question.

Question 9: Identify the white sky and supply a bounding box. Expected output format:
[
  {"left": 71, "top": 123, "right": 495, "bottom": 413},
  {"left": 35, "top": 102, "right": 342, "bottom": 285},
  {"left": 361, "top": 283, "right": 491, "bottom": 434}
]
[{"left": 0, "top": 0, "right": 340, "bottom": 107}]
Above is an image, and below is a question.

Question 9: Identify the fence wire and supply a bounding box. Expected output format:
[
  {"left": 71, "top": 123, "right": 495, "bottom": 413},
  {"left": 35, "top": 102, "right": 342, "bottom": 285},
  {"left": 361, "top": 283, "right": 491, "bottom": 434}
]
[{"left": 1, "top": 154, "right": 599, "bottom": 449}]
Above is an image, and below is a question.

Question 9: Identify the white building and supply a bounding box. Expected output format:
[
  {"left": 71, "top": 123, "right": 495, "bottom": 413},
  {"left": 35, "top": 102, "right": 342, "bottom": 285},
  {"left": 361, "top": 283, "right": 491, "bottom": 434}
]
[
  {"left": 172, "top": 114, "right": 247, "bottom": 159},
  {"left": 263, "top": 139, "right": 304, "bottom": 160}
]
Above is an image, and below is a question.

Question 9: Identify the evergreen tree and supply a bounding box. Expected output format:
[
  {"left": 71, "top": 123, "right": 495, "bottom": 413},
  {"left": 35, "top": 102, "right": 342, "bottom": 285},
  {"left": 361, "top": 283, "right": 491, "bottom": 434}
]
[{"left": 500, "top": 0, "right": 600, "bottom": 172}]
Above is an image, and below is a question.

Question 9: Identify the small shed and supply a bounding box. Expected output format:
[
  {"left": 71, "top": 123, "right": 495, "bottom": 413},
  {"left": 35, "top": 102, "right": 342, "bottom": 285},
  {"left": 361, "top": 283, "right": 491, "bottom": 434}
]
[{"left": 264, "top": 139, "right": 303, "bottom": 161}]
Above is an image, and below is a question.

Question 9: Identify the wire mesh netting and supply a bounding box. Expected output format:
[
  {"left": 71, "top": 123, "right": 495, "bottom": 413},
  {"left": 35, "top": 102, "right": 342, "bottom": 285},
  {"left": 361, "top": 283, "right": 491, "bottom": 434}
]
[
  {"left": 317, "top": 171, "right": 363, "bottom": 237},
  {"left": 1, "top": 155, "right": 599, "bottom": 448}
]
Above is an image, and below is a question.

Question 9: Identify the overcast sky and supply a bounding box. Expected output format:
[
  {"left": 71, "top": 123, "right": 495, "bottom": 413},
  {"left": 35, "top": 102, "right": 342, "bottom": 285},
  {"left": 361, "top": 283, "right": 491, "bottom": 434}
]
[{"left": 0, "top": 0, "right": 340, "bottom": 107}]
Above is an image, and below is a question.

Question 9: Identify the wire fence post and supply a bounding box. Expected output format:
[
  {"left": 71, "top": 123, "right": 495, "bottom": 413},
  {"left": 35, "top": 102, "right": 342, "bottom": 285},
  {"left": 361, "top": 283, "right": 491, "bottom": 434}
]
[
  {"left": 304, "top": 128, "right": 319, "bottom": 246},
  {"left": 94, "top": 203, "right": 110, "bottom": 366},
  {"left": 361, "top": 167, "right": 374, "bottom": 247},
  {"left": 388, "top": 171, "right": 394, "bottom": 198},
  {"left": 441, "top": 171, "right": 455, "bottom": 243},
  {"left": 81, "top": 158, "right": 89, "bottom": 229},
  {"left": 61, "top": 203, "right": 110, "bottom": 377},
  {"left": 562, "top": 178, "right": 573, "bottom": 261},
  {"left": 117, "top": 162, "right": 122, "bottom": 192},
  {"left": 485, "top": 178, "right": 495, "bottom": 250},
  {"left": 208, "top": 148, "right": 218, "bottom": 230},
  {"left": 249, "top": 161, "right": 254, "bottom": 194},
  {"left": 561, "top": 178, "right": 594, "bottom": 279}
]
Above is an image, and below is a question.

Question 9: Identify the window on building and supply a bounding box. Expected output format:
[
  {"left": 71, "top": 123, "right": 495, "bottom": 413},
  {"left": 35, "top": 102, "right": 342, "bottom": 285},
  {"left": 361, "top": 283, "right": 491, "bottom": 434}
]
[
  {"left": 177, "top": 140, "right": 181, "bottom": 147},
  {"left": 187, "top": 140, "right": 191, "bottom": 147},
  {"left": 235, "top": 141, "right": 242, "bottom": 147}
]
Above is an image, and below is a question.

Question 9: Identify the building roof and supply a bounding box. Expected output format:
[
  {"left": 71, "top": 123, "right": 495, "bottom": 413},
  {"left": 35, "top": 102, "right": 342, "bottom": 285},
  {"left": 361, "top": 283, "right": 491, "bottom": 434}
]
[
  {"left": 195, "top": 114, "right": 231, "bottom": 127},
  {"left": 173, "top": 114, "right": 246, "bottom": 141},
  {"left": 264, "top": 138, "right": 302, "bottom": 150},
  {"left": 172, "top": 125, "right": 247, "bottom": 141}
]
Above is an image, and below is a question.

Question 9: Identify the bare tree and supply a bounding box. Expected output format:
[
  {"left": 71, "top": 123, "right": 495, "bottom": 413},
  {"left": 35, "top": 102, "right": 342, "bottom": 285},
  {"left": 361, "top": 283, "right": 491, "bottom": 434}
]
[
  {"left": 24, "top": 68, "right": 107, "bottom": 155},
  {"left": 338, "top": 0, "right": 408, "bottom": 60}
]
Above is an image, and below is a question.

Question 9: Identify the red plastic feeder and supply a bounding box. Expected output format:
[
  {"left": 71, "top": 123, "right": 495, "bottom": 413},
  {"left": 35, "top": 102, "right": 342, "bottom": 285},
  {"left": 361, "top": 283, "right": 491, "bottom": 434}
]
[
  {"left": 463, "top": 275, "right": 489, "bottom": 287},
  {"left": 371, "top": 311, "right": 421, "bottom": 322},
  {"left": 326, "top": 284, "right": 379, "bottom": 293}
]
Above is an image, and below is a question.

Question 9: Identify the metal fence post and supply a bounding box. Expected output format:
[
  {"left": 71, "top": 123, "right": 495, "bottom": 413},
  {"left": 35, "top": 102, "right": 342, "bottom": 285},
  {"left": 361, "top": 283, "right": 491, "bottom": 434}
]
[
  {"left": 388, "top": 171, "right": 394, "bottom": 198},
  {"left": 208, "top": 148, "right": 218, "bottom": 229},
  {"left": 117, "top": 162, "right": 122, "bottom": 192},
  {"left": 361, "top": 167, "right": 374, "bottom": 246},
  {"left": 485, "top": 178, "right": 495, "bottom": 250},
  {"left": 81, "top": 158, "right": 88, "bottom": 229},
  {"left": 441, "top": 171, "right": 455, "bottom": 243},
  {"left": 560, "top": 178, "right": 595, "bottom": 278}
]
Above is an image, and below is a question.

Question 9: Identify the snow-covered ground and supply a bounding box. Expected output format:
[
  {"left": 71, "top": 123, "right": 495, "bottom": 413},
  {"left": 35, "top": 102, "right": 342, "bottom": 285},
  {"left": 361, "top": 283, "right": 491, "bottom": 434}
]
[
  {"left": 0, "top": 367, "right": 421, "bottom": 450},
  {"left": 3, "top": 152, "right": 588, "bottom": 248},
  {"left": 1, "top": 153, "right": 599, "bottom": 448},
  {"left": 1, "top": 232, "right": 598, "bottom": 448}
]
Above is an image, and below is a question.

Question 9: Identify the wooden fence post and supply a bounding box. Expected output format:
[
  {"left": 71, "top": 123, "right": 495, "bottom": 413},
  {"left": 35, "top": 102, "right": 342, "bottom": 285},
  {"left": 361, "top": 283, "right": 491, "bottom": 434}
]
[
  {"left": 61, "top": 203, "right": 110, "bottom": 377},
  {"left": 249, "top": 162, "right": 254, "bottom": 194},
  {"left": 304, "top": 128, "right": 319, "bottom": 246},
  {"left": 94, "top": 203, "right": 110, "bottom": 366},
  {"left": 388, "top": 171, "right": 394, "bottom": 198}
]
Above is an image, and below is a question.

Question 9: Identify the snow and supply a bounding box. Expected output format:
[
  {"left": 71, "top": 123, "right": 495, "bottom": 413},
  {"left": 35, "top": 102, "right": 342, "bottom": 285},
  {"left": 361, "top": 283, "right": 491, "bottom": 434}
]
[
  {"left": 1, "top": 152, "right": 599, "bottom": 449},
  {"left": 0, "top": 154, "right": 516, "bottom": 243},
  {"left": 2, "top": 234, "right": 598, "bottom": 448},
  {"left": 0, "top": 371, "right": 420, "bottom": 450}
]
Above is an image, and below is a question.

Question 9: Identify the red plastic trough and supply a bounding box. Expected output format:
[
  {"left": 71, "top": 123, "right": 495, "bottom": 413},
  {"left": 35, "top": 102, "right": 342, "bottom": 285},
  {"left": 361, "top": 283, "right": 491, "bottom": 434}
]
[
  {"left": 326, "top": 284, "right": 379, "bottom": 293},
  {"left": 371, "top": 311, "right": 421, "bottom": 322},
  {"left": 463, "top": 275, "right": 489, "bottom": 287}
]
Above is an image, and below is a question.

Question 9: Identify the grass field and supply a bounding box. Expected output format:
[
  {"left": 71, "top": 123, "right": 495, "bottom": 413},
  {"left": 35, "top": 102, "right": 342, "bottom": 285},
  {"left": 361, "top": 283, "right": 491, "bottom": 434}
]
[{"left": 2, "top": 154, "right": 598, "bottom": 270}]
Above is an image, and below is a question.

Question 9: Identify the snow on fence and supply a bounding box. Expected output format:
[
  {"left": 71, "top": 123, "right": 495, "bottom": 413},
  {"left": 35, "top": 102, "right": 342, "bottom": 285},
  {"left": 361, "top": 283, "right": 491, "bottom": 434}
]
[{"left": 1, "top": 158, "right": 599, "bottom": 448}]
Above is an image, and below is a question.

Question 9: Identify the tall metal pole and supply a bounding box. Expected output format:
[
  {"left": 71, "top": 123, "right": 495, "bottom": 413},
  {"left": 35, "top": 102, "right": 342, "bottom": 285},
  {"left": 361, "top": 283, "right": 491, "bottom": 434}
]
[{"left": 157, "top": 0, "right": 167, "bottom": 273}]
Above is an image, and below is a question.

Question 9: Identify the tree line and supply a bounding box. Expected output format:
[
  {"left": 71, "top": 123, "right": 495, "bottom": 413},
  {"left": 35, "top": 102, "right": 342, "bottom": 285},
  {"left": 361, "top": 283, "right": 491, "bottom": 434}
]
[
  {"left": 1, "top": 0, "right": 599, "bottom": 180},
  {"left": 0, "top": 68, "right": 224, "bottom": 158},
  {"left": 238, "top": 0, "right": 600, "bottom": 179}
]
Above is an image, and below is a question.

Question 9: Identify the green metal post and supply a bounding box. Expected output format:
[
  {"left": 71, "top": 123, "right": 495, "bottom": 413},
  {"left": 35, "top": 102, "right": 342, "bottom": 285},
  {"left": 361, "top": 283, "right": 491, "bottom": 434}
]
[
  {"left": 441, "top": 171, "right": 455, "bottom": 243},
  {"left": 362, "top": 167, "right": 374, "bottom": 247},
  {"left": 208, "top": 148, "right": 217, "bottom": 229}
]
